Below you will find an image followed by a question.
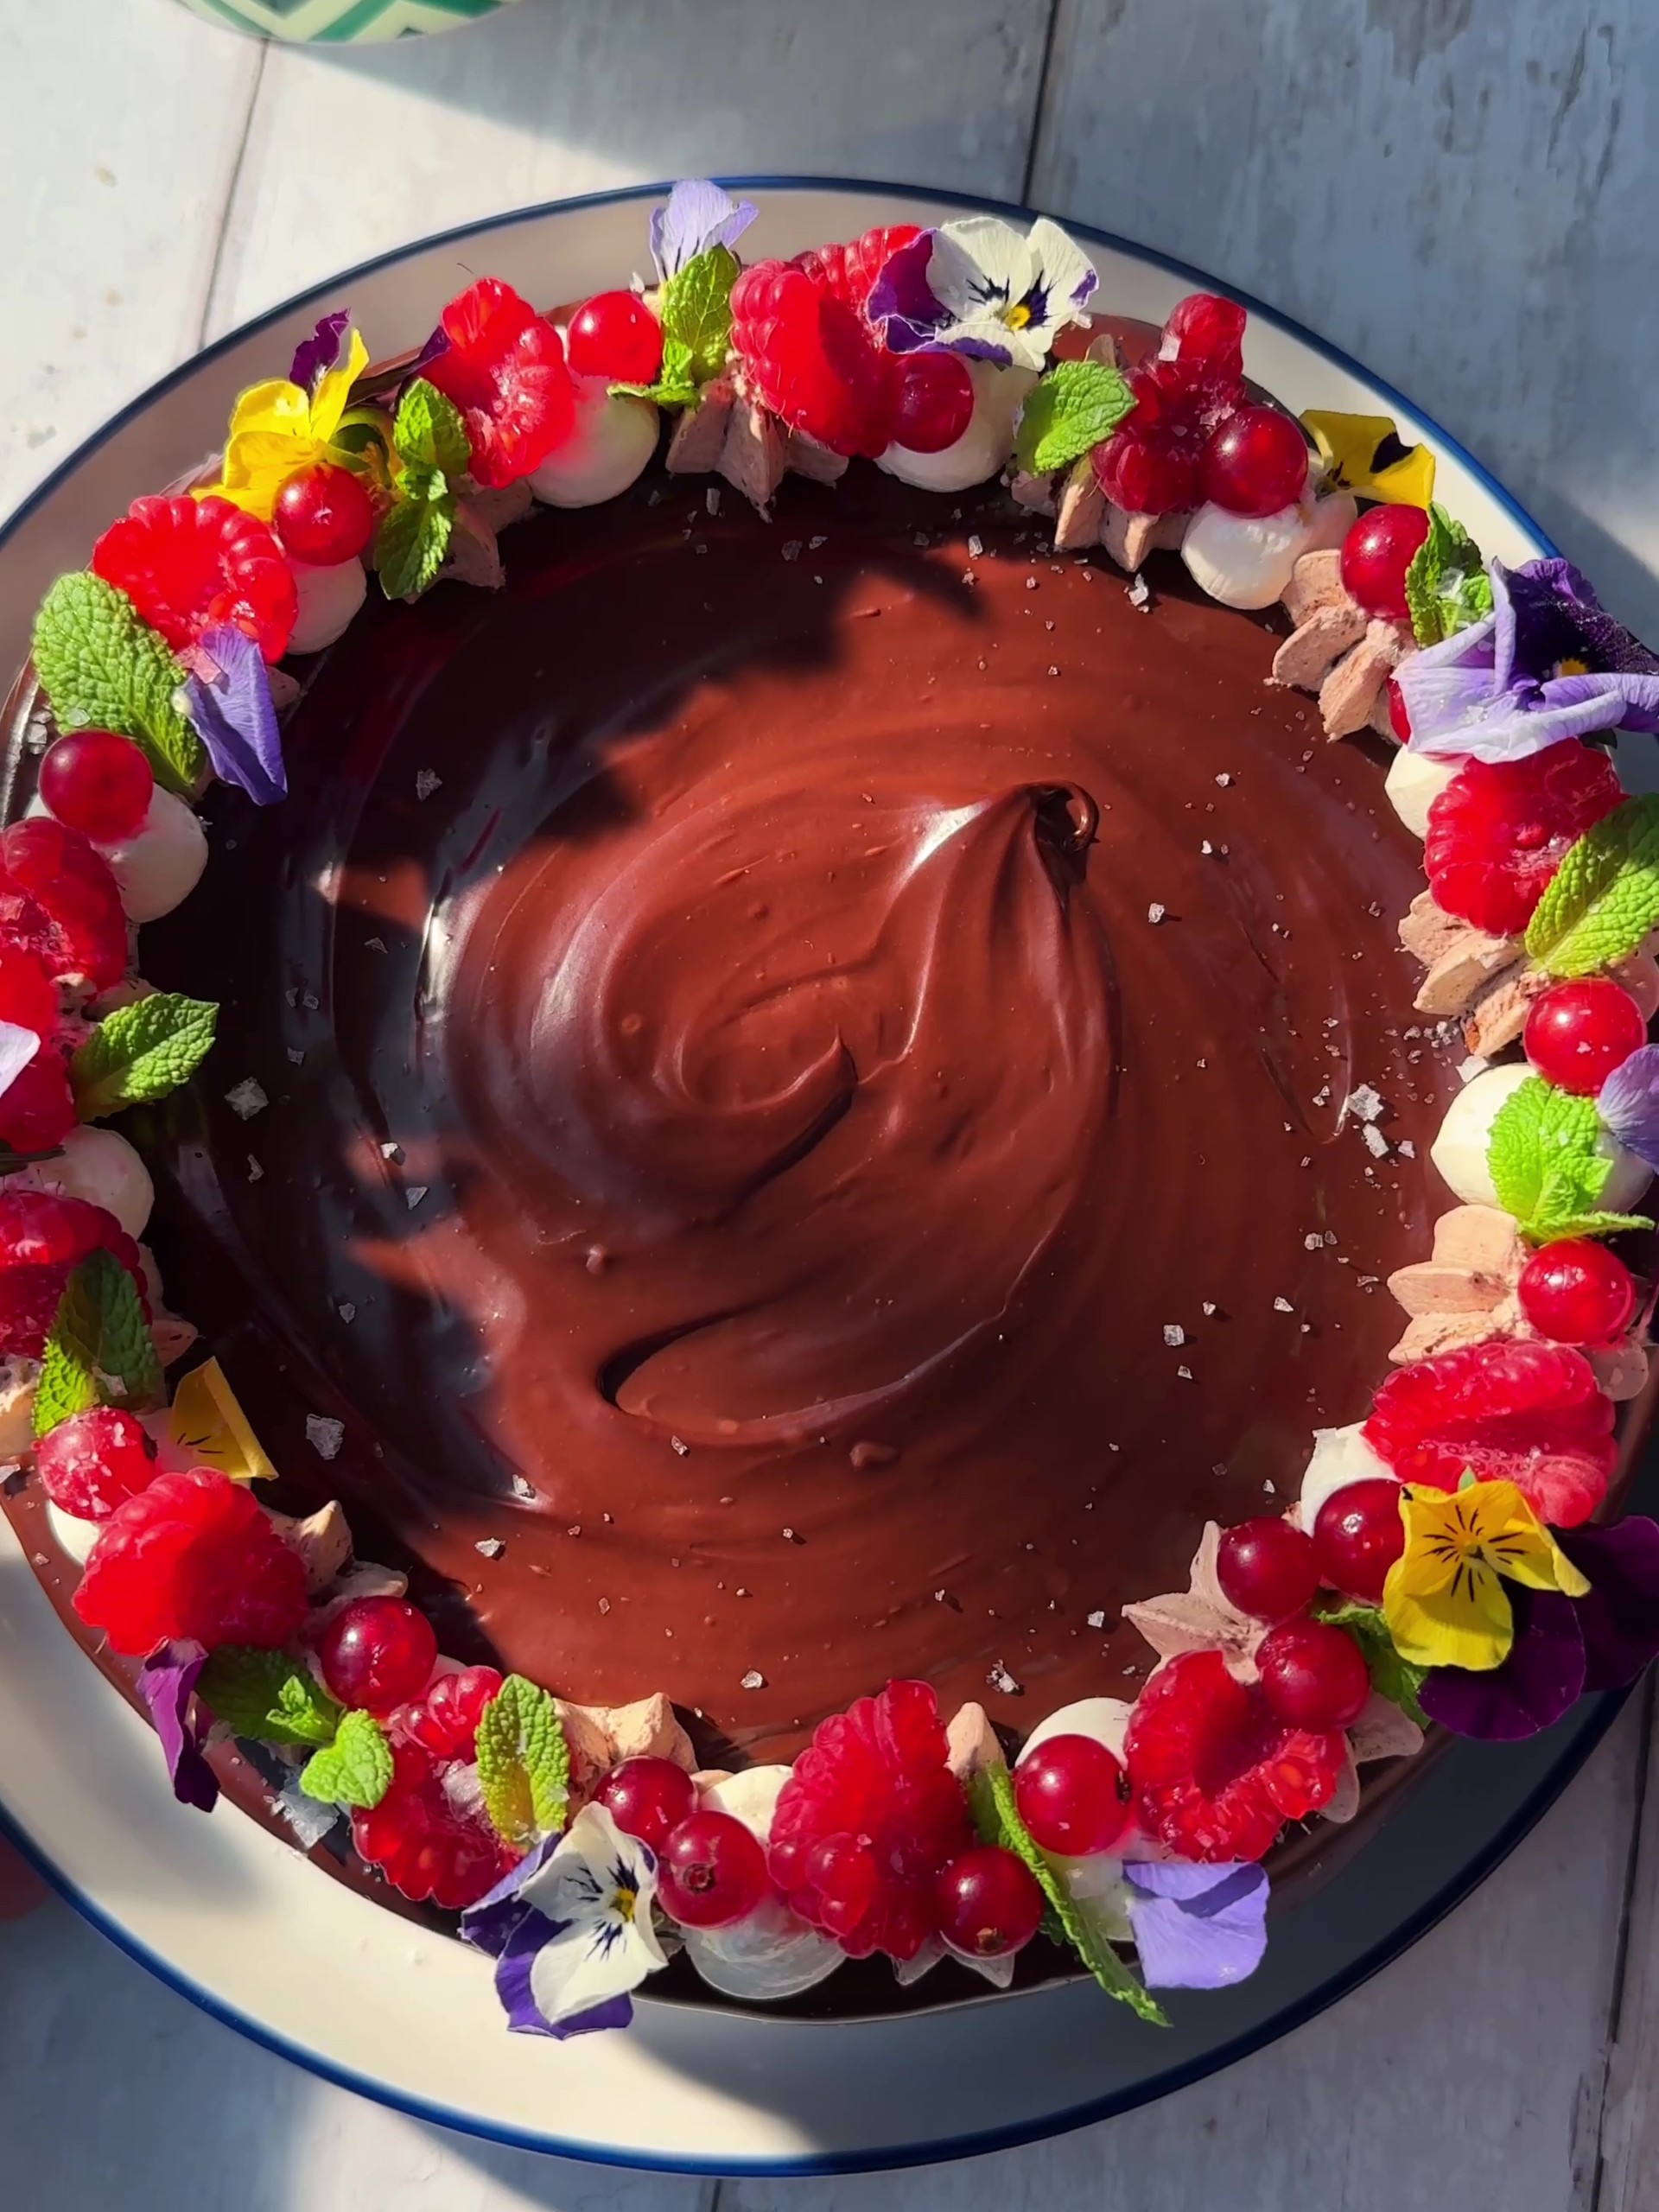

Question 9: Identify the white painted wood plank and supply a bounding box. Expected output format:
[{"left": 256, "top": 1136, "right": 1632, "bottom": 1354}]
[
  {"left": 0, "top": 1892, "right": 706, "bottom": 2212},
  {"left": 1593, "top": 1679, "right": 1659, "bottom": 2211},
  {"left": 0, "top": 0, "right": 260, "bottom": 524},
  {"left": 204, "top": 0, "right": 1052, "bottom": 335},
  {"left": 1033, "top": 0, "right": 1659, "bottom": 638},
  {"left": 722, "top": 1700, "right": 1645, "bottom": 2212}
]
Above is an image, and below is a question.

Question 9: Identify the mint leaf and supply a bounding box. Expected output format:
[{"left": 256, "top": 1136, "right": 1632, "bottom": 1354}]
[
  {"left": 392, "top": 378, "right": 471, "bottom": 480},
  {"left": 475, "top": 1674, "right": 570, "bottom": 1846},
  {"left": 1314, "top": 1600, "right": 1428, "bottom": 1726},
  {"left": 658, "top": 245, "right": 740, "bottom": 385},
  {"left": 71, "top": 993, "right": 217, "bottom": 1120},
  {"left": 32, "top": 1248, "right": 161, "bottom": 1437},
  {"left": 197, "top": 1647, "right": 344, "bottom": 1749},
  {"left": 31, "top": 572, "right": 204, "bottom": 797},
  {"left": 1403, "top": 503, "right": 1493, "bottom": 646},
  {"left": 969, "top": 1764, "right": 1167, "bottom": 2024},
  {"left": 611, "top": 333, "right": 699, "bottom": 410},
  {"left": 1014, "top": 359, "right": 1135, "bottom": 477},
  {"left": 374, "top": 475, "right": 454, "bottom": 601},
  {"left": 1526, "top": 797, "right": 1659, "bottom": 977},
  {"left": 1487, "top": 1072, "right": 1652, "bottom": 1243},
  {"left": 299, "top": 1708, "right": 392, "bottom": 1809}
]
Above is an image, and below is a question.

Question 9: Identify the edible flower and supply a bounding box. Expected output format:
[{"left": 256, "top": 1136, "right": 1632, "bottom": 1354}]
[
  {"left": 178, "top": 625, "right": 286, "bottom": 806},
  {"left": 1300, "top": 410, "right": 1435, "bottom": 506},
  {"left": 649, "top": 178, "right": 758, "bottom": 283},
  {"left": 208, "top": 322, "right": 371, "bottom": 522},
  {"left": 868, "top": 216, "right": 1096, "bottom": 372},
  {"left": 168, "top": 1356, "right": 277, "bottom": 1484},
  {"left": 1398, "top": 557, "right": 1659, "bottom": 765},
  {"left": 1121, "top": 1859, "right": 1269, "bottom": 1991},
  {"left": 461, "top": 1802, "right": 666, "bottom": 2035},
  {"left": 137, "top": 1639, "right": 219, "bottom": 1813},
  {"left": 1382, "top": 1478, "right": 1589, "bottom": 1674}
]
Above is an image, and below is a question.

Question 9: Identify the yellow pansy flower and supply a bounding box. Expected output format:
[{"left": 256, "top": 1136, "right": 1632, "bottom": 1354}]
[
  {"left": 1382, "top": 1478, "right": 1589, "bottom": 1674},
  {"left": 169, "top": 1357, "right": 277, "bottom": 1484},
  {"left": 205, "top": 328, "right": 371, "bottom": 520},
  {"left": 1301, "top": 409, "right": 1437, "bottom": 508}
]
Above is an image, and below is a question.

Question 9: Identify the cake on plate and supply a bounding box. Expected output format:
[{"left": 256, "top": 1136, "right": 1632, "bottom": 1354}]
[{"left": 5, "top": 181, "right": 1659, "bottom": 2035}]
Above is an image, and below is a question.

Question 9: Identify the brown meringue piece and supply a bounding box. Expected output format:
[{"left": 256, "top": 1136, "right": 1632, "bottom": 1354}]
[
  {"left": 784, "top": 429, "right": 848, "bottom": 485},
  {"left": 1268, "top": 598, "right": 1370, "bottom": 690},
  {"left": 665, "top": 376, "right": 735, "bottom": 474},
  {"left": 1397, "top": 891, "right": 1523, "bottom": 1017},
  {"left": 717, "top": 394, "right": 789, "bottom": 514},
  {"left": 1007, "top": 468, "right": 1057, "bottom": 516},
  {"left": 556, "top": 1693, "right": 696, "bottom": 1792},
  {"left": 461, "top": 480, "right": 534, "bottom": 533},
  {"left": 944, "top": 1700, "right": 1003, "bottom": 1782},
  {"left": 1281, "top": 547, "right": 1346, "bottom": 626},
  {"left": 1318, "top": 618, "right": 1406, "bottom": 740},
  {"left": 1460, "top": 944, "right": 1659, "bottom": 1056},
  {"left": 1099, "top": 503, "right": 1187, "bottom": 574},
  {"left": 267, "top": 1499, "right": 354, "bottom": 1596},
  {"left": 1053, "top": 457, "right": 1105, "bottom": 551},
  {"left": 1385, "top": 1204, "right": 1524, "bottom": 1363},
  {"left": 442, "top": 503, "right": 506, "bottom": 590},
  {"left": 1122, "top": 1521, "right": 1264, "bottom": 1681}
]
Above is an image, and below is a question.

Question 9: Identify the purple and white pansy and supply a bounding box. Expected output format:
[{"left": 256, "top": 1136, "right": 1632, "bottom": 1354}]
[
  {"left": 869, "top": 215, "right": 1097, "bottom": 372},
  {"left": 1120, "top": 1860, "right": 1270, "bottom": 1990},
  {"left": 649, "top": 178, "right": 759, "bottom": 283}
]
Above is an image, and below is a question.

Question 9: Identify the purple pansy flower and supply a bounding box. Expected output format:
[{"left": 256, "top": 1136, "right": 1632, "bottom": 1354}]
[
  {"left": 649, "top": 179, "right": 758, "bottom": 283},
  {"left": 1559, "top": 1517, "right": 1659, "bottom": 1690},
  {"left": 1122, "top": 1859, "right": 1269, "bottom": 1990},
  {"left": 179, "top": 624, "right": 287, "bottom": 806},
  {"left": 1598, "top": 1046, "right": 1659, "bottom": 1173},
  {"left": 1399, "top": 557, "right": 1659, "bottom": 765},
  {"left": 288, "top": 309, "right": 353, "bottom": 398},
  {"left": 137, "top": 1640, "right": 219, "bottom": 1813},
  {"left": 868, "top": 216, "right": 1096, "bottom": 372}
]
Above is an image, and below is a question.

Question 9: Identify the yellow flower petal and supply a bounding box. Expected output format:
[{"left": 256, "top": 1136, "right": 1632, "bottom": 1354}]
[
  {"left": 1367, "top": 442, "right": 1437, "bottom": 508},
  {"left": 1301, "top": 408, "right": 1436, "bottom": 507},
  {"left": 1383, "top": 1548, "right": 1514, "bottom": 1671},
  {"left": 309, "top": 329, "right": 369, "bottom": 445},
  {"left": 169, "top": 1358, "right": 277, "bottom": 1484},
  {"left": 228, "top": 378, "right": 314, "bottom": 442}
]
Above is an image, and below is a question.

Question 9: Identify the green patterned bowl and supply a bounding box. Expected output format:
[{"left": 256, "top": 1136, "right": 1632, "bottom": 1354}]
[{"left": 174, "top": 0, "right": 523, "bottom": 41}]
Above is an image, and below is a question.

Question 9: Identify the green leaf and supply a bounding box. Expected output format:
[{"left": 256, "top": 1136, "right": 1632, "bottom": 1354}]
[
  {"left": 373, "top": 483, "right": 454, "bottom": 602},
  {"left": 1486, "top": 1072, "right": 1652, "bottom": 1243},
  {"left": 610, "top": 333, "right": 699, "bottom": 410},
  {"left": 392, "top": 378, "right": 472, "bottom": 480},
  {"left": 71, "top": 993, "right": 218, "bottom": 1120},
  {"left": 1314, "top": 1600, "right": 1428, "bottom": 1726},
  {"left": 1014, "top": 358, "right": 1136, "bottom": 477},
  {"left": 474, "top": 1674, "right": 570, "bottom": 1846},
  {"left": 1402, "top": 503, "right": 1494, "bottom": 647},
  {"left": 658, "top": 245, "right": 741, "bottom": 386},
  {"left": 31, "top": 572, "right": 205, "bottom": 797},
  {"left": 299, "top": 1708, "right": 393, "bottom": 1809},
  {"left": 197, "top": 1647, "right": 344, "bottom": 1749},
  {"left": 1525, "top": 796, "right": 1659, "bottom": 977},
  {"left": 32, "top": 1248, "right": 161, "bottom": 1437},
  {"left": 969, "top": 1764, "right": 1168, "bottom": 2025}
]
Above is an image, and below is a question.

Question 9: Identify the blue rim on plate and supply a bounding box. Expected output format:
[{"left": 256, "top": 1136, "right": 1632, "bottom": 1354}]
[{"left": 0, "top": 178, "right": 1619, "bottom": 2179}]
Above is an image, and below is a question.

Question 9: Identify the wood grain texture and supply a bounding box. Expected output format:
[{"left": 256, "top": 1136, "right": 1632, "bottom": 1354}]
[
  {"left": 202, "top": 0, "right": 1052, "bottom": 334},
  {"left": 0, "top": 0, "right": 262, "bottom": 524},
  {"left": 1033, "top": 0, "right": 1659, "bottom": 635}
]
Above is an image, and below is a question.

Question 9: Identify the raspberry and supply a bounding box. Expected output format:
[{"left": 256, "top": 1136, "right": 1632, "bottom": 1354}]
[
  {"left": 352, "top": 1739, "right": 517, "bottom": 1911},
  {"left": 92, "top": 494, "right": 297, "bottom": 664},
  {"left": 766, "top": 1679, "right": 972, "bottom": 1960},
  {"left": 730, "top": 258, "right": 899, "bottom": 459},
  {"left": 391, "top": 1664, "right": 504, "bottom": 1762},
  {"left": 0, "top": 1051, "right": 76, "bottom": 1154},
  {"left": 0, "top": 1190, "right": 148, "bottom": 1359},
  {"left": 794, "top": 224, "right": 921, "bottom": 313},
  {"left": 1362, "top": 1338, "right": 1616, "bottom": 1527},
  {"left": 35, "top": 1406, "right": 157, "bottom": 1520},
  {"left": 1124, "top": 1650, "right": 1345, "bottom": 1862},
  {"left": 73, "top": 1466, "right": 308, "bottom": 1657},
  {"left": 0, "top": 819, "right": 128, "bottom": 991},
  {"left": 422, "top": 279, "right": 575, "bottom": 489},
  {"left": 1424, "top": 741, "right": 1624, "bottom": 936},
  {"left": 1092, "top": 354, "right": 1247, "bottom": 516},
  {"left": 0, "top": 946, "right": 60, "bottom": 1042}
]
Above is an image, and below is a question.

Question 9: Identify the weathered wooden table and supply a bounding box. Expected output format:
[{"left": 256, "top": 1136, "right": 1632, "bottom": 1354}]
[{"left": 3, "top": 3, "right": 1658, "bottom": 2202}]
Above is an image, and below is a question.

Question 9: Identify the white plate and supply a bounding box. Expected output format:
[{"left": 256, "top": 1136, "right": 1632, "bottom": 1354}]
[{"left": 0, "top": 181, "right": 1568, "bottom": 2175}]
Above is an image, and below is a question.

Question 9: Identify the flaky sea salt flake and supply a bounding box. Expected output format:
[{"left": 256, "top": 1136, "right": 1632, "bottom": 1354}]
[
  {"left": 1163, "top": 1324, "right": 1185, "bottom": 1347},
  {"left": 741, "top": 1669, "right": 766, "bottom": 1690},
  {"left": 1147, "top": 901, "right": 1167, "bottom": 925},
  {"left": 306, "top": 1414, "right": 344, "bottom": 1462},
  {"left": 226, "top": 1078, "right": 267, "bottom": 1120},
  {"left": 404, "top": 1185, "right": 429, "bottom": 1210},
  {"left": 988, "top": 1661, "right": 1022, "bottom": 1694},
  {"left": 1344, "top": 1084, "right": 1386, "bottom": 1124},
  {"left": 476, "top": 1538, "right": 505, "bottom": 1560},
  {"left": 415, "top": 769, "right": 442, "bottom": 801},
  {"left": 1361, "top": 1123, "right": 1390, "bottom": 1159}
]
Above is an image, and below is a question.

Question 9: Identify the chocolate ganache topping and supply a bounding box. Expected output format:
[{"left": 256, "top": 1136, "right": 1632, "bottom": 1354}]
[{"left": 137, "top": 463, "right": 1459, "bottom": 1762}]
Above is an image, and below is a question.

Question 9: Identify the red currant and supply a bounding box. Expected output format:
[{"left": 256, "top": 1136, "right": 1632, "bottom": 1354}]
[
  {"left": 38, "top": 731, "right": 154, "bottom": 845},
  {"left": 890, "top": 352, "right": 976, "bottom": 454},
  {"left": 392, "top": 1664, "right": 503, "bottom": 1761},
  {"left": 1216, "top": 1516, "right": 1320, "bottom": 1621},
  {"left": 1313, "top": 1479, "right": 1406, "bottom": 1603},
  {"left": 1013, "top": 1733, "right": 1129, "bottom": 1856},
  {"left": 932, "top": 1845, "right": 1044, "bottom": 1957},
  {"left": 317, "top": 1596, "right": 437, "bottom": 1711},
  {"left": 1524, "top": 978, "right": 1648, "bottom": 1094},
  {"left": 1339, "top": 505, "right": 1432, "bottom": 622},
  {"left": 35, "top": 1406, "right": 157, "bottom": 1521},
  {"left": 1255, "top": 1617, "right": 1371, "bottom": 1731},
  {"left": 1518, "top": 1239, "right": 1638, "bottom": 1347},
  {"left": 597, "top": 1756, "right": 697, "bottom": 1852},
  {"left": 273, "top": 463, "right": 375, "bottom": 567},
  {"left": 565, "top": 290, "right": 664, "bottom": 385},
  {"left": 1198, "top": 405, "right": 1310, "bottom": 517},
  {"left": 657, "top": 1809, "right": 769, "bottom": 1928}
]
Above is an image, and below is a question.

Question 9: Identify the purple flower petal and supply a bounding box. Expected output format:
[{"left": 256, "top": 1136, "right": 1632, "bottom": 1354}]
[
  {"left": 459, "top": 1832, "right": 561, "bottom": 1959},
  {"left": 1510, "top": 558, "right": 1659, "bottom": 678},
  {"left": 490, "top": 1905, "right": 636, "bottom": 2037},
  {"left": 1122, "top": 1859, "right": 1268, "bottom": 1990},
  {"left": 1598, "top": 1046, "right": 1659, "bottom": 1172},
  {"left": 404, "top": 324, "right": 451, "bottom": 391},
  {"left": 1419, "top": 1586, "right": 1586, "bottom": 1739},
  {"left": 137, "top": 1640, "right": 218, "bottom": 1813},
  {"left": 868, "top": 231, "right": 946, "bottom": 354},
  {"left": 181, "top": 625, "right": 287, "bottom": 804},
  {"left": 649, "top": 180, "right": 758, "bottom": 283},
  {"left": 1559, "top": 1517, "right": 1659, "bottom": 1690},
  {"left": 289, "top": 309, "right": 352, "bottom": 397}
]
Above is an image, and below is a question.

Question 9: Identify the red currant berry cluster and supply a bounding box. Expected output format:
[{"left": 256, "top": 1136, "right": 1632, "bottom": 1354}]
[{"left": 353, "top": 1740, "right": 516, "bottom": 1911}]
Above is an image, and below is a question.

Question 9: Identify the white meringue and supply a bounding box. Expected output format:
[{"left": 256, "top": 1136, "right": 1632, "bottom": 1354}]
[
  {"left": 1015, "top": 1695, "right": 1133, "bottom": 1767},
  {"left": 11, "top": 1123, "right": 154, "bottom": 1238},
  {"left": 878, "top": 362, "right": 1036, "bottom": 493},
  {"left": 1384, "top": 745, "right": 1461, "bottom": 838},
  {"left": 99, "top": 789, "right": 208, "bottom": 924},
  {"left": 1295, "top": 1422, "right": 1397, "bottom": 1528},
  {"left": 286, "top": 556, "right": 366, "bottom": 656},
  {"left": 1430, "top": 1060, "right": 1652, "bottom": 1214},
  {"left": 1182, "top": 484, "right": 1356, "bottom": 611},
  {"left": 527, "top": 384, "right": 658, "bottom": 508},
  {"left": 682, "top": 1764, "right": 842, "bottom": 2001}
]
